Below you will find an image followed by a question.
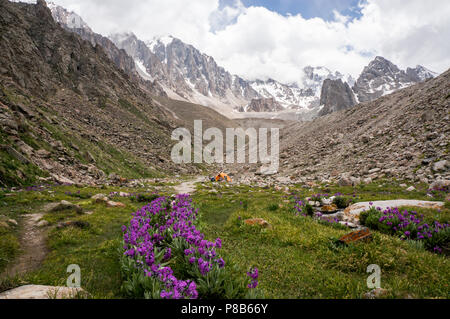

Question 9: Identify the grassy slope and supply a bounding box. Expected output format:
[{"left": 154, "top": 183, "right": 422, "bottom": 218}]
[
  {"left": 0, "top": 182, "right": 176, "bottom": 296},
  {"left": 0, "top": 180, "right": 448, "bottom": 298},
  {"left": 194, "top": 182, "right": 449, "bottom": 299},
  {"left": 1, "top": 86, "right": 166, "bottom": 186}
]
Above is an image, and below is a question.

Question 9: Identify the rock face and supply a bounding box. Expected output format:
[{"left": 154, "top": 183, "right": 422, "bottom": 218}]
[
  {"left": 0, "top": 0, "right": 208, "bottom": 186},
  {"left": 111, "top": 33, "right": 259, "bottom": 112},
  {"left": 352, "top": 56, "right": 436, "bottom": 103},
  {"left": 232, "top": 68, "right": 450, "bottom": 183},
  {"left": 245, "top": 98, "right": 284, "bottom": 112},
  {"left": 111, "top": 34, "right": 359, "bottom": 116},
  {"left": 48, "top": 2, "right": 166, "bottom": 97},
  {"left": 406, "top": 65, "right": 437, "bottom": 82},
  {"left": 248, "top": 69, "right": 342, "bottom": 110},
  {"left": 319, "top": 79, "right": 357, "bottom": 116}
]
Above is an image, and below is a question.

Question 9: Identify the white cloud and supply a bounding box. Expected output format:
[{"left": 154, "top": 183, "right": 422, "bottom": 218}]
[{"left": 49, "top": 0, "right": 450, "bottom": 84}]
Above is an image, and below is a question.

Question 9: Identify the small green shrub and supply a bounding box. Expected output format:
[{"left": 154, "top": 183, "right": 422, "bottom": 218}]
[
  {"left": 131, "top": 193, "right": 160, "bottom": 203},
  {"left": 333, "top": 196, "right": 349, "bottom": 209},
  {"left": 304, "top": 203, "right": 314, "bottom": 216}
]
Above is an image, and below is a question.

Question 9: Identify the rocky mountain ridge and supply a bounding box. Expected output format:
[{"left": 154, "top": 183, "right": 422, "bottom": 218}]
[
  {"left": 228, "top": 68, "right": 449, "bottom": 188},
  {"left": 239, "top": 69, "right": 449, "bottom": 185},
  {"left": 352, "top": 56, "right": 437, "bottom": 103},
  {"left": 47, "top": 2, "right": 439, "bottom": 120},
  {"left": 47, "top": 2, "right": 166, "bottom": 97},
  {"left": 318, "top": 79, "right": 357, "bottom": 116}
]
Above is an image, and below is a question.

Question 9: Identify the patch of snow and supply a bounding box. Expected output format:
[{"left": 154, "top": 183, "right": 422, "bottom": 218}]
[
  {"left": 134, "top": 59, "right": 153, "bottom": 81},
  {"left": 160, "top": 35, "right": 174, "bottom": 47},
  {"left": 9, "top": 0, "right": 37, "bottom": 3}
]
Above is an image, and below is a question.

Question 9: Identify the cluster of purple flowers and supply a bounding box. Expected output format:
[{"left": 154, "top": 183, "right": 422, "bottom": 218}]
[
  {"left": 294, "top": 200, "right": 306, "bottom": 216},
  {"left": 246, "top": 267, "right": 259, "bottom": 289},
  {"left": 377, "top": 207, "right": 448, "bottom": 236},
  {"left": 319, "top": 216, "right": 341, "bottom": 224},
  {"left": 183, "top": 236, "right": 225, "bottom": 276},
  {"left": 121, "top": 194, "right": 227, "bottom": 299},
  {"left": 367, "top": 205, "right": 449, "bottom": 253}
]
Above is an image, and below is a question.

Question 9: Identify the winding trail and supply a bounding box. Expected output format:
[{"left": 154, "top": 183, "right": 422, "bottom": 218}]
[
  {"left": 174, "top": 176, "right": 204, "bottom": 195},
  {"left": 0, "top": 213, "right": 48, "bottom": 279}
]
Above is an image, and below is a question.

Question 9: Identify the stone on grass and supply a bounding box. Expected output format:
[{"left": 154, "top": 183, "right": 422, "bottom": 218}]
[
  {"left": 0, "top": 285, "right": 87, "bottom": 299},
  {"left": 321, "top": 204, "right": 338, "bottom": 213},
  {"left": 106, "top": 201, "right": 126, "bottom": 208},
  {"left": 338, "top": 175, "right": 352, "bottom": 187},
  {"left": 7, "top": 219, "right": 18, "bottom": 226},
  {"left": 45, "top": 200, "right": 82, "bottom": 214},
  {"left": 339, "top": 228, "right": 372, "bottom": 244},
  {"left": 91, "top": 193, "right": 109, "bottom": 203},
  {"left": 51, "top": 174, "right": 75, "bottom": 185},
  {"left": 308, "top": 201, "right": 321, "bottom": 207},
  {"left": 244, "top": 218, "right": 272, "bottom": 229},
  {"left": 322, "top": 212, "right": 344, "bottom": 221},
  {"left": 406, "top": 186, "right": 416, "bottom": 192},
  {"left": 433, "top": 160, "right": 448, "bottom": 172}
]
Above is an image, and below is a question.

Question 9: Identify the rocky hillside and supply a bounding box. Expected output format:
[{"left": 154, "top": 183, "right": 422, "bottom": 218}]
[
  {"left": 0, "top": 0, "right": 232, "bottom": 187},
  {"left": 230, "top": 69, "right": 449, "bottom": 185},
  {"left": 316, "top": 56, "right": 438, "bottom": 117},
  {"left": 277, "top": 69, "right": 450, "bottom": 184},
  {"left": 241, "top": 98, "right": 283, "bottom": 113}
]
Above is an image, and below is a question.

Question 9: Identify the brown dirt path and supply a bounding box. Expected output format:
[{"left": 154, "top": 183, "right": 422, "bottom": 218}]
[
  {"left": 0, "top": 213, "right": 48, "bottom": 279},
  {"left": 173, "top": 177, "right": 205, "bottom": 195}
]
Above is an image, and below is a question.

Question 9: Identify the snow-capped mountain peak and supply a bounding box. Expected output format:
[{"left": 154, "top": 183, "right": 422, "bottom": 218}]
[
  {"left": 406, "top": 65, "right": 438, "bottom": 82},
  {"left": 145, "top": 35, "right": 175, "bottom": 52},
  {"left": 47, "top": 2, "right": 92, "bottom": 32},
  {"left": 352, "top": 56, "right": 437, "bottom": 103},
  {"left": 45, "top": 2, "right": 439, "bottom": 121}
]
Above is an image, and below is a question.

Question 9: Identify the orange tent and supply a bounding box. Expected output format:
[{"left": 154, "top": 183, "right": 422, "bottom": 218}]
[{"left": 214, "top": 173, "right": 232, "bottom": 182}]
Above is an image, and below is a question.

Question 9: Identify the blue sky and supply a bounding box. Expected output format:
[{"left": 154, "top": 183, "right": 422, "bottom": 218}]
[{"left": 221, "top": 0, "right": 364, "bottom": 20}]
